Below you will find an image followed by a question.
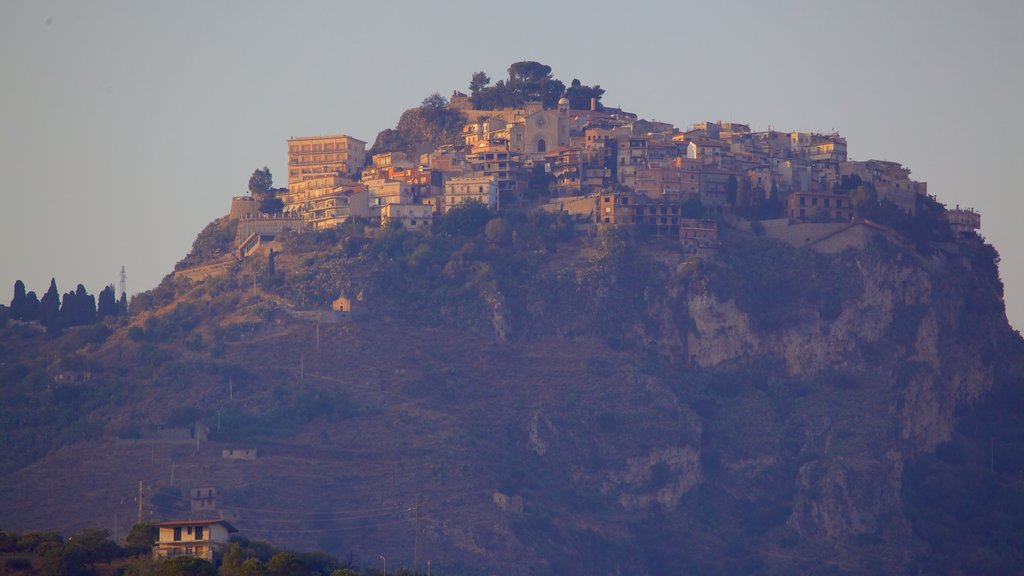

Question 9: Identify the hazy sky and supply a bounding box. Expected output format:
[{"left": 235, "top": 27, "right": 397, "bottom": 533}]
[{"left": 2, "top": 1, "right": 1022, "bottom": 329}]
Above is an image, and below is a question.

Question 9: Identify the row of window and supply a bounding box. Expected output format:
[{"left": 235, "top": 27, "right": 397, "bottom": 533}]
[
  {"left": 289, "top": 143, "right": 361, "bottom": 153},
  {"left": 171, "top": 526, "right": 204, "bottom": 541},
  {"left": 796, "top": 196, "right": 846, "bottom": 208}
]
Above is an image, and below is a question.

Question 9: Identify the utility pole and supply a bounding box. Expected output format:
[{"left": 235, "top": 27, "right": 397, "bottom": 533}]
[
  {"left": 138, "top": 481, "right": 144, "bottom": 524},
  {"left": 316, "top": 322, "right": 320, "bottom": 352},
  {"left": 414, "top": 495, "right": 423, "bottom": 576},
  {"left": 229, "top": 376, "right": 233, "bottom": 400}
]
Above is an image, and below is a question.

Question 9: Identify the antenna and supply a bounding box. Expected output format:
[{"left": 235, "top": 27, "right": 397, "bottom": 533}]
[{"left": 119, "top": 266, "right": 127, "bottom": 295}]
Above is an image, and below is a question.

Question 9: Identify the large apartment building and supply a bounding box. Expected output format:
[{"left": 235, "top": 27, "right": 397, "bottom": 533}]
[{"left": 287, "top": 134, "right": 366, "bottom": 184}]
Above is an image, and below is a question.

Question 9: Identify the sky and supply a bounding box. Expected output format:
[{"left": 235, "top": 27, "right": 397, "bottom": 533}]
[{"left": 2, "top": 0, "right": 1023, "bottom": 329}]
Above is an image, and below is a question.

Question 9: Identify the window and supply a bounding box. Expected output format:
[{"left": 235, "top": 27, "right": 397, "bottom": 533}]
[
  {"left": 173, "top": 528, "right": 182, "bottom": 541},
  {"left": 195, "top": 527, "right": 204, "bottom": 540}
]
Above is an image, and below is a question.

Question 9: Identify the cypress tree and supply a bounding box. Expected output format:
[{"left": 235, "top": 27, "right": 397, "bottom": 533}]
[
  {"left": 97, "top": 286, "right": 116, "bottom": 321},
  {"left": 10, "top": 280, "right": 26, "bottom": 320},
  {"left": 39, "top": 278, "right": 60, "bottom": 328},
  {"left": 118, "top": 291, "right": 129, "bottom": 317},
  {"left": 76, "top": 284, "right": 95, "bottom": 325},
  {"left": 23, "top": 291, "right": 40, "bottom": 322},
  {"left": 60, "top": 291, "right": 76, "bottom": 327}
]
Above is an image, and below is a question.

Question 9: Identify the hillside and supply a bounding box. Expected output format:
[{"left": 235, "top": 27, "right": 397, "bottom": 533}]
[{"left": 2, "top": 203, "right": 1022, "bottom": 575}]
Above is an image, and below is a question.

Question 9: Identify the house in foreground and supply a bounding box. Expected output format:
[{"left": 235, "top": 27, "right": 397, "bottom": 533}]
[{"left": 152, "top": 519, "right": 237, "bottom": 563}]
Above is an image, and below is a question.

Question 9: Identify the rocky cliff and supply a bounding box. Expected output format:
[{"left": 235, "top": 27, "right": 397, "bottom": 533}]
[{"left": 1, "top": 215, "right": 1020, "bottom": 575}]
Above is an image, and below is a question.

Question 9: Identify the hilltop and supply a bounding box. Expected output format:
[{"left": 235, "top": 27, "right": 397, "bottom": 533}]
[{"left": 2, "top": 63, "right": 1023, "bottom": 575}]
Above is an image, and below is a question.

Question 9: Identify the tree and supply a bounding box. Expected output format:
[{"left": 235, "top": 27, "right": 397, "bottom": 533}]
[
  {"left": 77, "top": 284, "right": 95, "bottom": 325},
  {"left": 124, "top": 523, "right": 158, "bottom": 556},
  {"left": 59, "top": 291, "right": 77, "bottom": 329},
  {"left": 118, "top": 291, "right": 129, "bottom": 316},
  {"left": 563, "top": 78, "right": 605, "bottom": 110},
  {"left": 485, "top": 217, "right": 513, "bottom": 245},
  {"left": 725, "top": 175, "right": 739, "bottom": 205},
  {"left": 220, "top": 543, "right": 244, "bottom": 576},
  {"left": 66, "top": 528, "right": 119, "bottom": 566},
  {"left": 421, "top": 93, "right": 447, "bottom": 111},
  {"left": 259, "top": 197, "right": 284, "bottom": 215},
  {"left": 39, "top": 544, "right": 89, "bottom": 576},
  {"left": 469, "top": 71, "right": 490, "bottom": 103},
  {"left": 23, "top": 291, "right": 39, "bottom": 322},
  {"left": 10, "top": 280, "right": 26, "bottom": 320},
  {"left": 248, "top": 167, "right": 273, "bottom": 199},
  {"left": 508, "top": 61, "right": 553, "bottom": 85},
  {"left": 39, "top": 278, "right": 60, "bottom": 329},
  {"left": 97, "top": 286, "right": 117, "bottom": 321},
  {"left": 238, "top": 558, "right": 267, "bottom": 576},
  {"left": 266, "top": 553, "right": 310, "bottom": 576},
  {"left": 472, "top": 61, "right": 568, "bottom": 110},
  {"left": 155, "top": 557, "right": 216, "bottom": 576},
  {"left": 440, "top": 199, "right": 492, "bottom": 237}
]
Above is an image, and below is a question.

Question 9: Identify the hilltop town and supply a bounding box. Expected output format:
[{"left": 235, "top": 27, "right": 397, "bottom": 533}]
[
  {"left": 225, "top": 61, "right": 981, "bottom": 261},
  {"left": 3, "top": 63, "right": 1018, "bottom": 576}
]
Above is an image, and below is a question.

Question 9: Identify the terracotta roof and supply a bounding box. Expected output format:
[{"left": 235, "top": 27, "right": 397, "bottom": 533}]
[{"left": 153, "top": 519, "right": 238, "bottom": 532}]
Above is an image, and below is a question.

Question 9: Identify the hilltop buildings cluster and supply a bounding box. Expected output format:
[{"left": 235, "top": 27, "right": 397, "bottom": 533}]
[{"left": 232, "top": 93, "right": 981, "bottom": 254}]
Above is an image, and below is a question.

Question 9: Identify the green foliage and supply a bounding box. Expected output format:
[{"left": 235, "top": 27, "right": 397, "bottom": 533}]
[
  {"left": 438, "top": 199, "right": 492, "bottom": 237},
  {"left": 155, "top": 556, "right": 216, "bottom": 576},
  {"left": 563, "top": 78, "right": 605, "bottom": 111},
  {"left": 238, "top": 558, "right": 267, "bottom": 576},
  {"left": 124, "top": 523, "right": 158, "bottom": 555},
  {"left": 15, "top": 531, "right": 63, "bottom": 553},
  {"left": 470, "top": 61, "right": 569, "bottom": 110},
  {"left": 856, "top": 193, "right": 954, "bottom": 253},
  {"left": 248, "top": 167, "right": 273, "bottom": 198},
  {"left": 266, "top": 553, "right": 310, "bottom": 576},
  {"left": 709, "top": 238, "right": 861, "bottom": 329}
]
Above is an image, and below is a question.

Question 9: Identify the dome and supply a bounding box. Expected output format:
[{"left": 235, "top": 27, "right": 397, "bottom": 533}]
[{"left": 558, "top": 97, "right": 570, "bottom": 107}]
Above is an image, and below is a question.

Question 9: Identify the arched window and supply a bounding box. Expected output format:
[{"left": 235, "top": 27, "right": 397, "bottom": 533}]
[{"left": 536, "top": 139, "right": 546, "bottom": 153}]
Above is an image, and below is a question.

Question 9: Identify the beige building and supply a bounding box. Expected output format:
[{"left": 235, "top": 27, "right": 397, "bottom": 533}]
[
  {"left": 152, "top": 519, "right": 237, "bottom": 562},
  {"left": 382, "top": 203, "right": 434, "bottom": 230},
  {"left": 944, "top": 206, "right": 982, "bottom": 235},
  {"left": 306, "top": 186, "right": 370, "bottom": 230},
  {"left": 365, "top": 178, "right": 413, "bottom": 210},
  {"left": 787, "top": 191, "right": 854, "bottom": 221},
  {"left": 444, "top": 175, "right": 498, "bottom": 212},
  {"left": 288, "top": 134, "right": 366, "bottom": 184}
]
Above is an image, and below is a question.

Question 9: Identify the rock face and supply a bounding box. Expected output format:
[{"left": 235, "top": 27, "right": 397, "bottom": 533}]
[{"left": 0, "top": 223, "right": 1018, "bottom": 575}]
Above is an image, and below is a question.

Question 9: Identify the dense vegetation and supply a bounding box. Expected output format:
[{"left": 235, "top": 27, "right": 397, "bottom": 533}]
[
  {"left": 466, "top": 61, "right": 605, "bottom": 111},
  {"left": 0, "top": 525, "right": 415, "bottom": 576}
]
